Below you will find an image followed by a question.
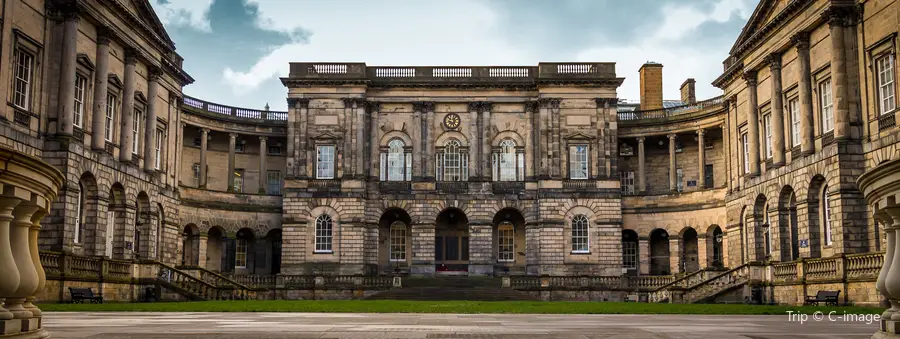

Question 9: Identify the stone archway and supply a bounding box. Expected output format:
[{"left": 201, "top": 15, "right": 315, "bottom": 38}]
[
  {"left": 182, "top": 224, "right": 200, "bottom": 266},
  {"left": 681, "top": 227, "right": 699, "bottom": 273},
  {"left": 378, "top": 208, "right": 412, "bottom": 274},
  {"left": 707, "top": 225, "right": 724, "bottom": 268},
  {"left": 779, "top": 186, "right": 800, "bottom": 261},
  {"left": 492, "top": 208, "right": 526, "bottom": 275},
  {"left": 435, "top": 208, "right": 469, "bottom": 272},
  {"left": 622, "top": 229, "right": 639, "bottom": 276},
  {"left": 649, "top": 229, "right": 670, "bottom": 275}
]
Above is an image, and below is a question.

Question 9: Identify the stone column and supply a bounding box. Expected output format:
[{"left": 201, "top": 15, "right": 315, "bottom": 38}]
[
  {"left": 875, "top": 209, "right": 896, "bottom": 321},
  {"left": 57, "top": 12, "right": 79, "bottom": 136},
  {"left": 697, "top": 234, "right": 709, "bottom": 269},
  {"left": 258, "top": 136, "right": 268, "bottom": 194},
  {"left": 0, "top": 196, "right": 21, "bottom": 323},
  {"left": 638, "top": 237, "right": 650, "bottom": 275},
  {"left": 91, "top": 32, "right": 111, "bottom": 150},
  {"left": 143, "top": 69, "right": 161, "bottom": 172},
  {"left": 482, "top": 102, "right": 493, "bottom": 180},
  {"left": 425, "top": 105, "right": 435, "bottom": 180},
  {"left": 25, "top": 209, "right": 48, "bottom": 319},
  {"left": 768, "top": 54, "right": 786, "bottom": 167},
  {"left": 119, "top": 50, "right": 137, "bottom": 163},
  {"left": 199, "top": 128, "right": 209, "bottom": 188},
  {"left": 227, "top": 133, "right": 237, "bottom": 192},
  {"left": 412, "top": 103, "right": 423, "bottom": 180},
  {"left": 355, "top": 99, "right": 365, "bottom": 179},
  {"left": 468, "top": 224, "right": 493, "bottom": 276},
  {"left": 669, "top": 237, "right": 681, "bottom": 274},
  {"left": 826, "top": 9, "right": 851, "bottom": 140},
  {"left": 468, "top": 102, "right": 480, "bottom": 180},
  {"left": 793, "top": 32, "right": 815, "bottom": 155},
  {"left": 410, "top": 223, "right": 435, "bottom": 275},
  {"left": 745, "top": 72, "right": 761, "bottom": 176},
  {"left": 538, "top": 100, "right": 550, "bottom": 179},
  {"left": 697, "top": 129, "right": 706, "bottom": 189},
  {"left": 668, "top": 133, "right": 677, "bottom": 192},
  {"left": 7, "top": 204, "right": 39, "bottom": 321},
  {"left": 297, "top": 99, "right": 310, "bottom": 179},
  {"left": 885, "top": 204, "right": 900, "bottom": 322},
  {"left": 637, "top": 137, "right": 646, "bottom": 192},
  {"left": 369, "top": 103, "right": 380, "bottom": 180}
]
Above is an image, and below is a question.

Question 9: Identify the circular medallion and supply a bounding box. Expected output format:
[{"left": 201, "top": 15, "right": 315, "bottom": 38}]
[{"left": 443, "top": 113, "right": 461, "bottom": 129}]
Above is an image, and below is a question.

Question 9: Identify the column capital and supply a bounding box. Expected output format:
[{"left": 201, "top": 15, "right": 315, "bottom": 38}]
[
  {"left": 667, "top": 133, "right": 677, "bottom": 140},
  {"left": 366, "top": 101, "right": 381, "bottom": 113},
  {"left": 148, "top": 67, "right": 163, "bottom": 82},
  {"left": 413, "top": 101, "right": 436, "bottom": 112},
  {"left": 229, "top": 133, "right": 237, "bottom": 139},
  {"left": 287, "top": 98, "right": 310, "bottom": 109},
  {"left": 538, "top": 98, "right": 561, "bottom": 109},
  {"left": 124, "top": 48, "right": 139, "bottom": 65},
  {"left": 791, "top": 32, "right": 811, "bottom": 50},
  {"left": 823, "top": 6, "right": 859, "bottom": 28},
  {"left": 259, "top": 136, "right": 268, "bottom": 142},
  {"left": 697, "top": 128, "right": 706, "bottom": 136},
  {"left": 742, "top": 72, "right": 758, "bottom": 86},
  {"left": 767, "top": 54, "right": 782, "bottom": 71},
  {"left": 201, "top": 128, "right": 210, "bottom": 134},
  {"left": 96, "top": 27, "right": 113, "bottom": 45},
  {"left": 637, "top": 136, "right": 645, "bottom": 143},
  {"left": 524, "top": 100, "right": 539, "bottom": 113}
]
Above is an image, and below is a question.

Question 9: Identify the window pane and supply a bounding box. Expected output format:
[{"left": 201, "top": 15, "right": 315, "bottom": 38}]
[
  {"left": 387, "top": 140, "right": 405, "bottom": 181},
  {"left": 235, "top": 239, "right": 247, "bottom": 268},
  {"left": 316, "top": 146, "right": 335, "bottom": 179},
  {"left": 132, "top": 109, "right": 142, "bottom": 154},
  {"left": 569, "top": 145, "right": 588, "bottom": 179},
  {"left": 267, "top": 170, "right": 282, "bottom": 195},
  {"left": 764, "top": 114, "right": 772, "bottom": 158},
  {"left": 105, "top": 94, "right": 116, "bottom": 142},
  {"left": 571, "top": 215, "right": 589, "bottom": 252},
  {"left": 498, "top": 139, "right": 517, "bottom": 181},
  {"left": 442, "top": 140, "right": 463, "bottom": 181},
  {"left": 742, "top": 133, "right": 749, "bottom": 173},
  {"left": 74, "top": 75, "right": 87, "bottom": 128},
  {"left": 13, "top": 49, "right": 34, "bottom": 110},
  {"left": 790, "top": 99, "right": 800, "bottom": 147},
  {"left": 315, "top": 214, "right": 333, "bottom": 252},
  {"left": 498, "top": 222, "right": 515, "bottom": 262},
  {"left": 878, "top": 55, "right": 896, "bottom": 115},
  {"left": 390, "top": 222, "right": 406, "bottom": 261},
  {"left": 155, "top": 130, "right": 163, "bottom": 170},
  {"left": 233, "top": 169, "right": 243, "bottom": 193},
  {"left": 820, "top": 80, "right": 834, "bottom": 132}
]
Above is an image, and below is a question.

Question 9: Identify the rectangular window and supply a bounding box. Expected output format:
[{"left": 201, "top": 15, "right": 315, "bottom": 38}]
[
  {"left": 676, "top": 168, "right": 683, "bottom": 192},
  {"left": 267, "top": 145, "right": 282, "bottom": 155},
  {"left": 234, "top": 239, "right": 247, "bottom": 268},
  {"left": 569, "top": 145, "right": 588, "bottom": 179},
  {"left": 387, "top": 151, "right": 406, "bottom": 181},
  {"left": 132, "top": 108, "right": 142, "bottom": 155},
  {"left": 266, "top": 170, "right": 282, "bottom": 195},
  {"left": 233, "top": 169, "right": 244, "bottom": 193},
  {"left": 235, "top": 142, "right": 244, "bottom": 153},
  {"left": 316, "top": 145, "right": 335, "bottom": 179},
  {"left": 192, "top": 163, "right": 200, "bottom": 179},
  {"left": 820, "top": 79, "right": 834, "bottom": 133},
  {"left": 622, "top": 241, "right": 637, "bottom": 270},
  {"left": 878, "top": 54, "right": 896, "bottom": 115},
  {"left": 390, "top": 224, "right": 406, "bottom": 262},
  {"left": 789, "top": 99, "right": 800, "bottom": 147},
  {"left": 620, "top": 171, "right": 634, "bottom": 195},
  {"left": 497, "top": 224, "right": 515, "bottom": 262},
  {"left": 763, "top": 113, "right": 772, "bottom": 159},
  {"left": 12, "top": 48, "right": 34, "bottom": 110},
  {"left": 823, "top": 188, "right": 832, "bottom": 246},
  {"left": 704, "top": 164, "right": 714, "bottom": 188},
  {"left": 155, "top": 130, "right": 164, "bottom": 170},
  {"left": 74, "top": 75, "right": 87, "bottom": 128},
  {"left": 105, "top": 94, "right": 116, "bottom": 142},
  {"left": 742, "top": 133, "right": 749, "bottom": 174}
]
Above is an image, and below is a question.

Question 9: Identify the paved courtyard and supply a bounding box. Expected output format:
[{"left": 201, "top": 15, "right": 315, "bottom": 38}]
[{"left": 43, "top": 312, "right": 879, "bottom": 338}]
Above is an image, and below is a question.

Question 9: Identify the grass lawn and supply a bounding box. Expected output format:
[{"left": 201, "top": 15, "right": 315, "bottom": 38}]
[{"left": 39, "top": 300, "right": 883, "bottom": 315}]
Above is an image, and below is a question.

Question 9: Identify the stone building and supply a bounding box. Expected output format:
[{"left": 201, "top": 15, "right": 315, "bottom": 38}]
[{"left": 3, "top": 0, "right": 900, "bottom": 312}]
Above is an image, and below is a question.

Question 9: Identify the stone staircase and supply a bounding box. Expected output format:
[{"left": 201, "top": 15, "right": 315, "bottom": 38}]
[
  {"left": 648, "top": 264, "right": 759, "bottom": 304},
  {"left": 366, "top": 276, "right": 538, "bottom": 301},
  {"left": 156, "top": 263, "right": 256, "bottom": 301}
]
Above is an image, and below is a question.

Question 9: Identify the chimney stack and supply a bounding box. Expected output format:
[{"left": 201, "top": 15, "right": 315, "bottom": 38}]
[
  {"left": 680, "top": 78, "right": 696, "bottom": 105},
  {"left": 639, "top": 62, "right": 663, "bottom": 110}
]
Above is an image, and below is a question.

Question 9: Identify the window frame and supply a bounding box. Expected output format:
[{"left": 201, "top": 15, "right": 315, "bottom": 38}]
[
  {"left": 497, "top": 221, "right": 515, "bottom": 262},
  {"left": 494, "top": 139, "right": 522, "bottom": 182},
  {"left": 389, "top": 221, "right": 407, "bottom": 262},
  {"left": 789, "top": 98, "right": 800, "bottom": 147},
  {"left": 822, "top": 185, "right": 832, "bottom": 246},
  {"left": 132, "top": 106, "right": 143, "bottom": 155},
  {"left": 266, "top": 170, "right": 282, "bottom": 195},
  {"left": 622, "top": 240, "right": 638, "bottom": 270},
  {"left": 568, "top": 144, "right": 589, "bottom": 180},
  {"left": 235, "top": 238, "right": 248, "bottom": 268},
  {"left": 154, "top": 129, "right": 164, "bottom": 170},
  {"left": 75, "top": 183, "right": 85, "bottom": 244},
  {"left": 192, "top": 163, "right": 201, "bottom": 179},
  {"left": 316, "top": 145, "right": 336, "bottom": 179},
  {"left": 570, "top": 214, "right": 590, "bottom": 253},
  {"left": 105, "top": 93, "right": 117, "bottom": 142},
  {"left": 819, "top": 78, "right": 834, "bottom": 133},
  {"left": 73, "top": 74, "right": 88, "bottom": 129},
  {"left": 436, "top": 139, "right": 468, "bottom": 182},
  {"left": 742, "top": 132, "right": 750, "bottom": 174},
  {"left": 232, "top": 168, "right": 244, "bottom": 193},
  {"left": 267, "top": 144, "right": 282, "bottom": 156},
  {"left": 314, "top": 214, "right": 334, "bottom": 253},
  {"left": 620, "top": 171, "right": 635, "bottom": 195},
  {"left": 386, "top": 139, "right": 407, "bottom": 181},
  {"left": 877, "top": 53, "right": 896, "bottom": 116},
  {"left": 763, "top": 112, "right": 773, "bottom": 159},
  {"left": 11, "top": 46, "right": 35, "bottom": 111}
]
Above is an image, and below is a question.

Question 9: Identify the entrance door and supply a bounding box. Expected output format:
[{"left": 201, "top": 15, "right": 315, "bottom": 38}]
[{"left": 435, "top": 231, "right": 469, "bottom": 271}]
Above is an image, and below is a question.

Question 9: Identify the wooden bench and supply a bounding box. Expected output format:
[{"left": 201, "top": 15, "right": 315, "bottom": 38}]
[
  {"left": 804, "top": 290, "right": 840, "bottom": 306},
  {"left": 68, "top": 287, "right": 103, "bottom": 304}
]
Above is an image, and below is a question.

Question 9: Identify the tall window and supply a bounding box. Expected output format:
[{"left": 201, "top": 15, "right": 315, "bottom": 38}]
[
  {"left": 387, "top": 140, "right": 406, "bottom": 181},
  {"left": 622, "top": 241, "right": 637, "bottom": 270},
  {"left": 235, "top": 238, "right": 247, "bottom": 268},
  {"left": 105, "top": 94, "right": 116, "bottom": 142},
  {"left": 676, "top": 168, "right": 683, "bottom": 192},
  {"left": 789, "top": 98, "right": 800, "bottom": 147},
  {"left": 267, "top": 145, "right": 282, "bottom": 155},
  {"left": 571, "top": 214, "right": 589, "bottom": 253},
  {"left": 154, "top": 130, "right": 163, "bottom": 170},
  {"left": 192, "top": 163, "right": 201, "bottom": 179},
  {"left": 704, "top": 164, "right": 714, "bottom": 188},
  {"left": 763, "top": 113, "right": 772, "bottom": 159},
  {"left": 75, "top": 183, "right": 85, "bottom": 244},
  {"left": 820, "top": 79, "right": 834, "bottom": 133},
  {"left": 620, "top": 171, "right": 634, "bottom": 195},
  {"left": 132, "top": 108, "right": 142, "bottom": 155},
  {"left": 569, "top": 145, "right": 588, "bottom": 179},
  {"left": 822, "top": 185, "right": 832, "bottom": 246},
  {"left": 389, "top": 221, "right": 406, "bottom": 262},
  {"left": 763, "top": 204, "right": 772, "bottom": 255},
  {"left": 12, "top": 48, "right": 34, "bottom": 110},
  {"left": 742, "top": 133, "right": 750, "bottom": 174},
  {"left": 436, "top": 140, "right": 468, "bottom": 181},
  {"left": 74, "top": 75, "right": 87, "bottom": 128},
  {"left": 232, "top": 169, "right": 244, "bottom": 193},
  {"left": 315, "top": 214, "right": 333, "bottom": 252},
  {"left": 316, "top": 145, "right": 335, "bottom": 179},
  {"left": 493, "top": 139, "right": 523, "bottom": 181},
  {"left": 498, "top": 222, "right": 515, "bottom": 262},
  {"left": 878, "top": 54, "right": 896, "bottom": 115},
  {"left": 266, "top": 170, "right": 282, "bottom": 195}
]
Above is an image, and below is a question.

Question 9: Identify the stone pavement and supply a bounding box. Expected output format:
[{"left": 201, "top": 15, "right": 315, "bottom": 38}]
[{"left": 43, "top": 312, "right": 879, "bottom": 338}]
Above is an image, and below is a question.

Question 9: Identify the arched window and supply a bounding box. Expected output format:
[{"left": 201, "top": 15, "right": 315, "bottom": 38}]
[
  {"left": 436, "top": 140, "right": 468, "bottom": 181},
  {"left": 763, "top": 203, "right": 771, "bottom": 256},
  {"left": 134, "top": 204, "right": 141, "bottom": 255},
  {"left": 75, "top": 183, "right": 85, "bottom": 244},
  {"left": 389, "top": 221, "right": 406, "bottom": 262},
  {"left": 571, "top": 214, "right": 590, "bottom": 253},
  {"left": 384, "top": 139, "right": 409, "bottom": 181},
  {"left": 498, "top": 221, "right": 515, "bottom": 262},
  {"left": 493, "top": 139, "right": 524, "bottom": 181},
  {"left": 315, "top": 214, "right": 334, "bottom": 252},
  {"left": 157, "top": 208, "right": 164, "bottom": 259},
  {"left": 822, "top": 185, "right": 832, "bottom": 246}
]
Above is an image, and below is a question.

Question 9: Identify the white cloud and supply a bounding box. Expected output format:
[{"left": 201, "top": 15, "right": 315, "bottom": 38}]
[
  {"left": 153, "top": 0, "right": 214, "bottom": 32},
  {"left": 222, "top": 0, "right": 754, "bottom": 106}
]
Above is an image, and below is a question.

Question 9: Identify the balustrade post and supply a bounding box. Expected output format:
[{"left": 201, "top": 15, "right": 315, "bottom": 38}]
[{"left": 875, "top": 209, "right": 896, "bottom": 323}]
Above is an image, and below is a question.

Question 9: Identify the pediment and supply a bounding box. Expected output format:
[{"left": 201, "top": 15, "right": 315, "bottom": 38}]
[
  {"left": 108, "top": 74, "right": 123, "bottom": 88},
  {"left": 76, "top": 53, "right": 94, "bottom": 71},
  {"left": 311, "top": 131, "right": 343, "bottom": 140},
  {"left": 564, "top": 132, "right": 595, "bottom": 140},
  {"left": 134, "top": 91, "right": 147, "bottom": 103},
  {"left": 125, "top": 0, "right": 175, "bottom": 49},
  {"left": 729, "top": 0, "right": 778, "bottom": 54}
]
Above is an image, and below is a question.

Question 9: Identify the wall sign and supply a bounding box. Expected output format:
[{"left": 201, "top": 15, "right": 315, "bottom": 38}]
[{"left": 799, "top": 239, "right": 809, "bottom": 248}]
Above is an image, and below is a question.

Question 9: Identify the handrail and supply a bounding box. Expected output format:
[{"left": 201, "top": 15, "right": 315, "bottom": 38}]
[
  {"left": 619, "top": 95, "right": 725, "bottom": 121},
  {"left": 157, "top": 262, "right": 220, "bottom": 300},
  {"left": 182, "top": 95, "right": 287, "bottom": 122}
]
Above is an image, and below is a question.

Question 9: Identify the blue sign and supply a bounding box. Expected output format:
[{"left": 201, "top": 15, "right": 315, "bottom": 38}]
[
  {"left": 687, "top": 181, "right": 697, "bottom": 187},
  {"left": 799, "top": 239, "right": 809, "bottom": 248}
]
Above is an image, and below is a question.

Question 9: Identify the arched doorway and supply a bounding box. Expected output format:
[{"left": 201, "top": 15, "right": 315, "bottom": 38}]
[
  {"left": 234, "top": 228, "right": 255, "bottom": 274},
  {"left": 379, "top": 208, "right": 412, "bottom": 273},
  {"left": 707, "top": 225, "right": 724, "bottom": 268},
  {"left": 753, "top": 194, "right": 769, "bottom": 261},
  {"left": 207, "top": 226, "right": 225, "bottom": 272},
  {"left": 806, "top": 175, "right": 827, "bottom": 258},
  {"left": 266, "top": 229, "right": 283, "bottom": 275},
  {"left": 182, "top": 224, "right": 199, "bottom": 266},
  {"left": 622, "top": 230, "right": 639, "bottom": 276},
  {"left": 681, "top": 227, "right": 699, "bottom": 273},
  {"left": 649, "top": 229, "right": 670, "bottom": 275},
  {"left": 779, "top": 186, "right": 800, "bottom": 261},
  {"left": 135, "top": 192, "right": 151, "bottom": 259},
  {"left": 107, "top": 183, "right": 126, "bottom": 259},
  {"left": 492, "top": 208, "right": 526, "bottom": 274},
  {"left": 435, "top": 208, "right": 469, "bottom": 272}
]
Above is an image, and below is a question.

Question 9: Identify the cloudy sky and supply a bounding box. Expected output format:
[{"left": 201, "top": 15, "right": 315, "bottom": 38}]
[{"left": 150, "top": 0, "right": 757, "bottom": 111}]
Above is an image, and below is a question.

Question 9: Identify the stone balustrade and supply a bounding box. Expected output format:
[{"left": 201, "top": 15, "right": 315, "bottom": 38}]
[
  {"left": 183, "top": 95, "right": 287, "bottom": 123},
  {"left": 618, "top": 95, "right": 724, "bottom": 122},
  {"left": 0, "top": 148, "right": 64, "bottom": 337}
]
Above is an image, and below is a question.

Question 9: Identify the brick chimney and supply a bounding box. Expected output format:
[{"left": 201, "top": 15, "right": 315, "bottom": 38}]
[
  {"left": 680, "top": 78, "right": 696, "bottom": 105},
  {"left": 639, "top": 62, "right": 663, "bottom": 110}
]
